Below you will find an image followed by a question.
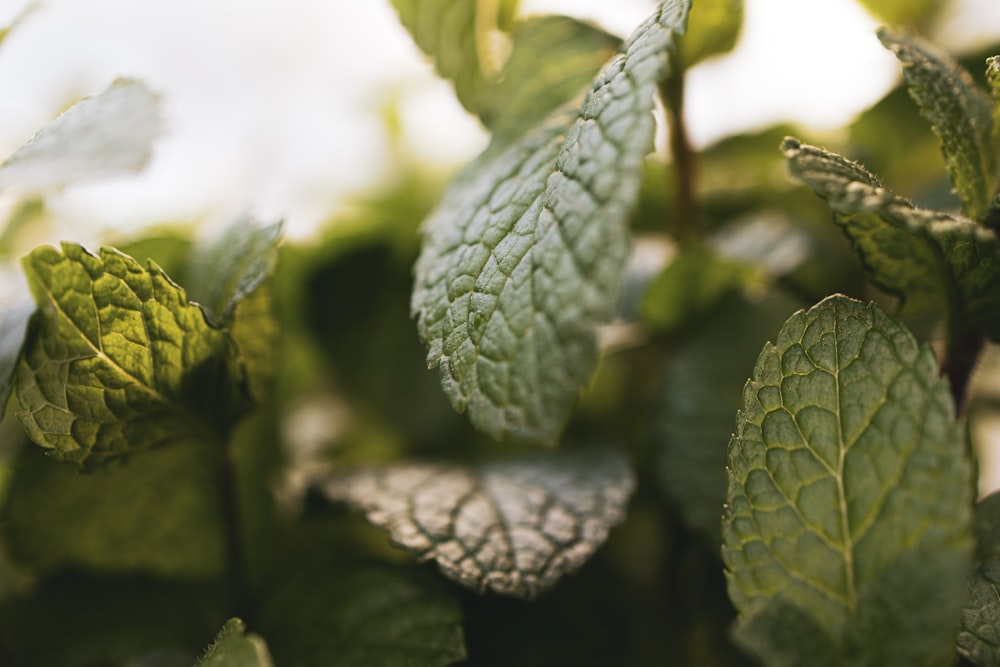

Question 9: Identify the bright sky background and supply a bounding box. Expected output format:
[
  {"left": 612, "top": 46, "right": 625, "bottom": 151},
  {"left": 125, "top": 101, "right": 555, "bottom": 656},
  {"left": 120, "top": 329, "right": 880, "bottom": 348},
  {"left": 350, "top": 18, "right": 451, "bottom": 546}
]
[{"left": 0, "top": 0, "right": 999, "bottom": 240}]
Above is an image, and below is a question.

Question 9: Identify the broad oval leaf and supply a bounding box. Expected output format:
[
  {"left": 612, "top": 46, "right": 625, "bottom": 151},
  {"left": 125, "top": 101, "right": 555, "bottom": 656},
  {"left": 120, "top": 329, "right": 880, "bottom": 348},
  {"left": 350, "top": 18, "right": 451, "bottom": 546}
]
[
  {"left": 198, "top": 618, "right": 273, "bottom": 667},
  {"left": 783, "top": 138, "right": 1000, "bottom": 341},
  {"left": 878, "top": 28, "right": 995, "bottom": 222},
  {"left": 412, "top": 0, "right": 691, "bottom": 442},
  {"left": 958, "top": 492, "right": 1000, "bottom": 665},
  {"left": 0, "top": 78, "right": 163, "bottom": 192},
  {"left": 722, "top": 295, "right": 973, "bottom": 665},
  {"left": 323, "top": 449, "right": 635, "bottom": 598},
  {"left": 16, "top": 243, "right": 248, "bottom": 465}
]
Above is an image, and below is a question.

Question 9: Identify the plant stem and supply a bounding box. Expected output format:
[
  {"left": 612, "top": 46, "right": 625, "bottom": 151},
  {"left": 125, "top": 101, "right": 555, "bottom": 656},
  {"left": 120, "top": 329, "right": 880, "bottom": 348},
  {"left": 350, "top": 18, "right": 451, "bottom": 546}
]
[
  {"left": 214, "top": 435, "right": 250, "bottom": 620},
  {"left": 660, "top": 71, "right": 699, "bottom": 246}
]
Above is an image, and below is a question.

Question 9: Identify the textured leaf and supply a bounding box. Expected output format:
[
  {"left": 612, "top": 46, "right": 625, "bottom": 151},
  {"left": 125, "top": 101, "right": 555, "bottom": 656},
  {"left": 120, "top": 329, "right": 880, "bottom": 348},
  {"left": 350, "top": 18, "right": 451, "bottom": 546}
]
[
  {"left": 722, "top": 295, "right": 973, "bottom": 665},
  {"left": 16, "top": 243, "right": 248, "bottom": 465},
  {"left": 0, "top": 286, "right": 34, "bottom": 417},
  {"left": 198, "top": 618, "right": 273, "bottom": 667},
  {"left": 489, "top": 15, "right": 620, "bottom": 142},
  {"left": 412, "top": 0, "right": 690, "bottom": 442},
  {"left": 958, "top": 492, "right": 1000, "bottom": 664},
  {"left": 0, "top": 78, "right": 162, "bottom": 192},
  {"left": 323, "top": 449, "right": 635, "bottom": 598},
  {"left": 680, "top": 0, "right": 743, "bottom": 67},
  {"left": 878, "top": 28, "right": 995, "bottom": 221},
  {"left": 185, "top": 218, "right": 283, "bottom": 326},
  {"left": 782, "top": 138, "right": 1000, "bottom": 340},
  {"left": 391, "top": 0, "right": 517, "bottom": 118},
  {"left": 654, "top": 292, "right": 800, "bottom": 544},
  {"left": 257, "top": 563, "right": 466, "bottom": 667},
  {"left": 2, "top": 440, "right": 223, "bottom": 578}
]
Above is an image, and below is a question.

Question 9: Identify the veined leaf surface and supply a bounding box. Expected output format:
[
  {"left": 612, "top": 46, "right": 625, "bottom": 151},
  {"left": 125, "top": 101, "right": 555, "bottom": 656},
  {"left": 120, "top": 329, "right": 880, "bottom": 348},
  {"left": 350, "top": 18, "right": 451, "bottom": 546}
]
[
  {"left": 783, "top": 138, "right": 1000, "bottom": 340},
  {"left": 16, "top": 243, "right": 248, "bottom": 465},
  {"left": 323, "top": 449, "right": 635, "bottom": 599},
  {"left": 723, "top": 295, "right": 972, "bottom": 665},
  {"left": 412, "top": 0, "right": 690, "bottom": 442},
  {"left": 958, "top": 492, "right": 1000, "bottom": 665}
]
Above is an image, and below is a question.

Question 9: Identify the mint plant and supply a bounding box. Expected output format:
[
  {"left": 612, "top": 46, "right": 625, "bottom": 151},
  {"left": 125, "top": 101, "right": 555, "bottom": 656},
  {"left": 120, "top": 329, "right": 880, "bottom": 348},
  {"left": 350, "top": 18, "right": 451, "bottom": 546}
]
[{"left": 2, "top": 0, "right": 1000, "bottom": 665}]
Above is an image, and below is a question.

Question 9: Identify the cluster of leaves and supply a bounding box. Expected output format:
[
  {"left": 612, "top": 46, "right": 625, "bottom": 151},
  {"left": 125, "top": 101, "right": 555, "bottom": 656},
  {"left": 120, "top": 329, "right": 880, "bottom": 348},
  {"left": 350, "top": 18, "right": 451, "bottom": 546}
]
[{"left": 2, "top": 0, "right": 1000, "bottom": 665}]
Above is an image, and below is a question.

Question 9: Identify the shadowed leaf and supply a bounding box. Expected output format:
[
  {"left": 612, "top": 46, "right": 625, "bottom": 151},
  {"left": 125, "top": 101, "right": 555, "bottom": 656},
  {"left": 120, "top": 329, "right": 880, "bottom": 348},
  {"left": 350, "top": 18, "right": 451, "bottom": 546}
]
[{"left": 197, "top": 618, "right": 273, "bottom": 667}]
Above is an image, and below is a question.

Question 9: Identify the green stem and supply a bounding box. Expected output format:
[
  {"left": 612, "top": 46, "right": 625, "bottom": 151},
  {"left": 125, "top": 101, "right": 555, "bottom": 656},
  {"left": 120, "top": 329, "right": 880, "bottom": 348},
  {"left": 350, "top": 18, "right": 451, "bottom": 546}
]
[
  {"left": 214, "top": 434, "right": 249, "bottom": 620},
  {"left": 660, "top": 71, "right": 699, "bottom": 246}
]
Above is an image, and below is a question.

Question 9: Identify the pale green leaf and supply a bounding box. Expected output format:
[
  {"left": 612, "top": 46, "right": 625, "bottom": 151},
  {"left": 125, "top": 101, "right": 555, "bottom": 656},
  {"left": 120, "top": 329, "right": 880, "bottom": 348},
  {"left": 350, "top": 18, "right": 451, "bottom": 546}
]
[
  {"left": 783, "top": 138, "right": 1000, "bottom": 340},
  {"left": 198, "top": 618, "right": 273, "bottom": 667},
  {"left": 257, "top": 563, "right": 466, "bottom": 667},
  {"left": 185, "top": 218, "right": 283, "bottom": 326},
  {"left": 0, "top": 286, "right": 33, "bottom": 417},
  {"left": 857, "top": 0, "right": 947, "bottom": 27},
  {"left": 878, "top": 28, "right": 995, "bottom": 222},
  {"left": 412, "top": 0, "right": 690, "bottom": 442},
  {"left": 16, "top": 243, "right": 249, "bottom": 465},
  {"left": 1, "top": 440, "right": 223, "bottom": 579},
  {"left": 722, "top": 295, "right": 973, "bottom": 665},
  {"left": 680, "top": 0, "right": 742, "bottom": 67},
  {"left": 0, "top": 78, "right": 162, "bottom": 192},
  {"left": 958, "top": 492, "right": 1000, "bottom": 665},
  {"left": 489, "top": 15, "right": 619, "bottom": 142},
  {"left": 323, "top": 449, "right": 635, "bottom": 598}
]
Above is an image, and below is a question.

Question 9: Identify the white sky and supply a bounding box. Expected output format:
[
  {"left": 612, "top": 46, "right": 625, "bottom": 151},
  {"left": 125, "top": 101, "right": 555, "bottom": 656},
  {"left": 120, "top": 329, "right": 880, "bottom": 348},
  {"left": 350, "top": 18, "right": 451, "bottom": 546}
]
[{"left": 0, "top": 0, "right": 999, "bottom": 240}]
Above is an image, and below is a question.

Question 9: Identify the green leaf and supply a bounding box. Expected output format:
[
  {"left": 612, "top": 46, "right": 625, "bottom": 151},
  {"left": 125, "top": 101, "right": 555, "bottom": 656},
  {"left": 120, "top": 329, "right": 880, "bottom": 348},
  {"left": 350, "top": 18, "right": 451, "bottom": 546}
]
[
  {"left": 184, "top": 218, "right": 283, "bottom": 326},
  {"left": 0, "top": 287, "right": 33, "bottom": 417},
  {"left": 654, "top": 291, "right": 801, "bottom": 544},
  {"left": 488, "top": 15, "right": 620, "bottom": 142},
  {"left": 878, "top": 28, "right": 995, "bottom": 222},
  {"left": 16, "top": 243, "right": 249, "bottom": 465},
  {"left": 722, "top": 295, "right": 973, "bottom": 665},
  {"left": 2, "top": 440, "right": 223, "bottom": 578},
  {"left": 229, "top": 284, "right": 279, "bottom": 403},
  {"left": 323, "top": 448, "right": 635, "bottom": 598},
  {"left": 412, "top": 0, "right": 690, "bottom": 442},
  {"left": 857, "top": 0, "right": 947, "bottom": 27},
  {"left": 257, "top": 563, "right": 466, "bottom": 667},
  {"left": 0, "top": 78, "right": 163, "bottom": 192},
  {"left": 782, "top": 138, "right": 1000, "bottom": 340},
  {"left": 197, "top": 618, "right": 273, "bottom": 667},
  {"left": 958, "top": 492, "right": 1000, "bottom": 665},
  {"left": 679, "top": 0, "right": 743, "bottom": 67},
  {"left": 391, "top": 0, "right": 517, "bottom": 118}
]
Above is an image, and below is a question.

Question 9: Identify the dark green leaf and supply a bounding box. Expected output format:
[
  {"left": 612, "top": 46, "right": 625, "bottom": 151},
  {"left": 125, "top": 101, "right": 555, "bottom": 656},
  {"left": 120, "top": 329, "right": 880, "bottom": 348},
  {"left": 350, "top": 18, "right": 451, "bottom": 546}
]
[
  {"left": 257, "top": 563, "right": 466, "bottom": 667},
  {"left": 878, "top": 28, "right": 995, "bottom": 221},
  {"left": 654, "top": 291, "right": 801, "bottom": 544},
  {"left": 783, "top": 138, "right": 1000, "bottom": 340},
  {"left": 723, "top": 295, "right": 973, "bottom": 665},
  {"left": 185, "top": 218, "right": 283, "bottom": 326},
  {"left": 2, "top": 440, "right": 223, "bottom": 578},
  {"left": 680, "top": 0, "right": 743, "bottom": 67},
  {"left": 412, "top": 0, "right": 690, "bottom": 442},
  {"left": 489, "top": 15, "right": 619, "bottom": 142},
  {"left": 958, "top": 492, "right": 1000, "bottom": 664},
  {"left": 323, "top": 448, "right": 635, "bottom": 598},
  {"left": 16, "top": 243, "right": 249, "bottom": 465},
  {"left": 0, "top": 78, "right": 163, "bottom": 192},
  {"left": 197, "top": 618, "right": 273, "bottom": 667}
]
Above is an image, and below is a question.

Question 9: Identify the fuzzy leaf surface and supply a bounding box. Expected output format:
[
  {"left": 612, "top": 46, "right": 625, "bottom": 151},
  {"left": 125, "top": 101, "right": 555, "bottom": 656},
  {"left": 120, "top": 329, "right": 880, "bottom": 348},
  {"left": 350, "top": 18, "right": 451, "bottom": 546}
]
[
  {"left": 0, "top": 78, "right": 162, "bottom": 192},
  {"left": 323, "top": 449, "right": 635, "bottom": 598},
  {"left": 958, "top": 492, "right": 1000, "bottom": 665},
  {"left": 258, "top": 563, "right": 466, "bottom": 667},
  {"left": 783, "top": 138, "right": 1000, "bottom": 340},
  {"left": 878, "top": 28, "right": 995, "bottom": 221},
  {"left": 412, "top": 0, "right": 690, "bottom": 442},
  {"left": 198, "top": 618, "right": 274, "bottom": 667},
  {"left": 16, "top": 243, "right": 247, "bottom": 465},
  {"left": 722, "top": 295, "right": 972, "bottom": 665}
]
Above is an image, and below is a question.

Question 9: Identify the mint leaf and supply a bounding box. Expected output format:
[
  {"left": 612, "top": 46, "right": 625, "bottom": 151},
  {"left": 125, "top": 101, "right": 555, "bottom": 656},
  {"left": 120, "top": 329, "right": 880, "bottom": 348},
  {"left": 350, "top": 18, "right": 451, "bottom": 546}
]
[
  {"left": 0, "top": 78, "right": 162, "bottom": 192},
  {"left": 722, "top": 295, "right": 973, "bottom": 664},
  {"left": 489, "top": 15, "right": 620, "bottom": 143},
  {"left": 782, "top": 138, "right": 1000, "bottom": 340},
  {"left": 412, "top": 0, "right": 690, "bottom": 442},
  {"left": 958, "top": 492, "right": 1000, "bottom": 664},
  {"left": 323, "top": 449, "right": 635, "bottom": 598},
  {"left": 680, "top": 0, "right": 743, "bottom": 67},
  {"left": 257, "top": 563, "right": 466, "bottom": 667},
  {"left": 878, "top": 28, "right": 995, "bottom": 221},
  {"left": 0, "top": 286, "right": 33, "bottom": 417},
  {"left": 857, "top": 0, "right": 945, "bottom": 27},
  {"left": 185, "top": 218, "right": 283, "bottom": 326},
  {"left": 2, "top": 441, "right": 223, "bottom": 578},
  {"left": 16, "top": 243, "right": 248, "bottom": 464},
  {"left": 198, "top": 618, "right": 273, "bottom": 667}
]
